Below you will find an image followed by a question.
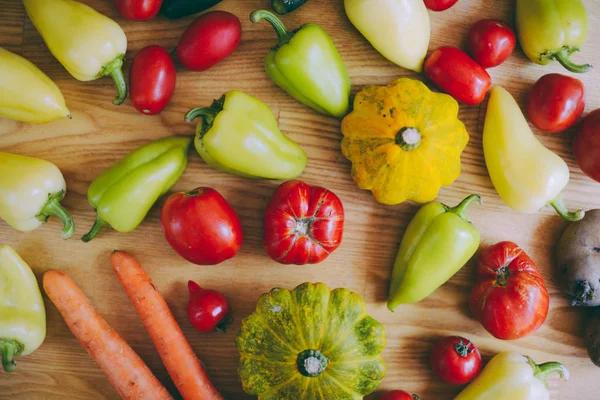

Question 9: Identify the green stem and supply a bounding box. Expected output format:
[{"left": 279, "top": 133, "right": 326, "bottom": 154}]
[
  {"left": 81, "top": 214, "right": 107, "bottom": 243},
  {"left": 553, "top": 48, "right": 592, "bottom": 74},
  {"left": 395, "top": 127, "right": 422, "bottom": 151},
  {"left": 297, "top": 349, "right": 328, "bottom": 377},
  {"left": 0, "top": 339, "right": 24, "bottom": 373},
  {"left": 548, "top": 196, "right": 584, "bottom": 222},
  {"left": 98, "top": 54, "right": 127, "bottom": 105},
  {"left": 36, "top": 191, "right": 75, "bottom": 240},
  {"left": 250, "top": 10, "right": 294, "bottom": 45},
  {"left": 527, "top": 356, "right": 569, "bottom": 387},
  {"left": 184, "top": 107, "right": 218, "bottom": 124},
  {"left": 412, "top": 396, "right": 421, "bottom": 400},
  {"left": 446, "top": 194, "right": 482, "bottom": 221}
]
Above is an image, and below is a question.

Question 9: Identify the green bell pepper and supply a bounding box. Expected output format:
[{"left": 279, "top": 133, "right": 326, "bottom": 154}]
[
  {"left": 516, "top": 0, "right": 591, "bottom": 73},
  {"left": 272, "top": 0, "right": 309, "bottom": 15},
  {"left": 185, "top": 90, "right": 307, "bottom": 180},
  {"left": 82, "top": 136, "right": 192, "bottom": 242},
  {"left": 250, "top": 10, "right": 351, "bottom": 118},
  {"left": 387, "top": 194, "right": 481, "bottom": 311}
]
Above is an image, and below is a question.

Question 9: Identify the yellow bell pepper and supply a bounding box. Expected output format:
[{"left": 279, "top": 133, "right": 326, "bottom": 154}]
[
  {"left": 483, "top": 86, "right": 584, "bottom": 221},
  {"left": 455, "top": 352, "right": 569, "bottom": 400},
  {"left": 0, "top": 152, "right": 74, "bottom": 239},
  {"left": 0, "top": 47, "right": 70, "bottom": 124},
  {"left": 23, "top": 0, "right": 128, "bottom": 105}
]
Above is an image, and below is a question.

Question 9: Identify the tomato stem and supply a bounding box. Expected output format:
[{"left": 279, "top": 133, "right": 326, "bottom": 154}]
[{"left": 454, "top": 338, "right": 474, "bottom": 357}]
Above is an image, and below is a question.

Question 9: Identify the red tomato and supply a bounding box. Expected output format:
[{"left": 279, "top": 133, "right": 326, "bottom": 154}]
[
  {"left": 424, "top": 46, "right": 491, "bottom": 105},
  {"left": 470, "top": 241, "right": 549, "bottom": 340},
  {"left": 527, "top": 74, "right": 585, "bottom": 133},
  {"left": 177, "top": 11, "right": 242, "bottom": 71},
  {"left": 161, "top": 187, "right": 243, "bottom": 265},
  {"left": 263, "top": 180, "right": 344, "bottom": 265},
  {"left": 467, "top": 19, "right": 516, "bottom": 68},
  {"left": 114, "top": 0, "right": 162, "bottom": 21},
  {"left": 129, "top": 46, "right": 176, "bottom": 115},
  {"left": 380, "top": 390, "right": 420, "bottom": 400},
  {"left": 430, "top": 336, "right": 482, "bottom": 385},
  {"left": 424, "top": 0, "right": 459, "bottom": 11},
  {"left": 573, "top": 109, "right": 600, "bottom": 182},
  {"left": 187, "top": 281, "right": 231, "bottom": 333}
]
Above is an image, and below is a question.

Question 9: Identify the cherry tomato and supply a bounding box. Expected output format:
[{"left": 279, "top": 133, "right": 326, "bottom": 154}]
[
  {"left": 574, "top": 109, "right": 600, "bottom": 182},
  {"left": 424, "top": 46, "right": 491, "bottom": 105},
  {"left": 430, "top": 336, "right": 482, "bottom": 385},
  {"left": 129, "top": 46, "right": 176, "bottom": 115},
  {"left": 264, "top": 180, "right": 344, "bottom": 265},
  {"left": 467, "top": 19, "right": 516, "bottom": 68},
  {"left": 470, "top": 241, "right": 549, "bottom": 340},
  {"left": 424, "top": 0, "right": 459, "bottom": 12},
  {"left": 527, "top": 74, "right": 585, "bottom": 133},
  {"left": 161, "top": 187, "right": 243, "bottom": 265},
  {"left": 380, "top": 390, "right": 420, "bottom": 400},
  {"left": 114, "top": 0, "right": 162, "bottom": 21},
  {"left": 187, "top": 281, "right": 231, "bottom": 332},
  {"left": 177, "top": 11, "right": 242, "bottom": 71}
]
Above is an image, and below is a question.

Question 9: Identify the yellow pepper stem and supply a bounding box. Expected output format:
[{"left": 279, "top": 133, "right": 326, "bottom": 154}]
[
  {"left": 548, "top": 195, "right": 584, "bottom": 222},
  {"left": 544, "top": 47, "right": 593, "bottom": 74},
  {"left": 0, "top": 339, "right": 24, "bottom": 373},
  {"left": 36, "top": 190, "right": 75, "bottom": 240},
  {"left": 97, "top": 54, "right": 127, "bottom": 105},
  {"left": 81, "top": 213, "right": 107, "bottom": 243},
  {"left": 250, "top": 10, "right": 294, "bottom": 46},
  {"left": 445, "top": 194, "right": 482, "bottom": 221},
  {"left": 526, "top": 356, "right": 569, "bottom": 388}
]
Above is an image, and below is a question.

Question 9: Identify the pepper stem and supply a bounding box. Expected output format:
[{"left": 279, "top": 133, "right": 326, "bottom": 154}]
[
  {"left": 81, "top": 214, "right": 107, "bottom": 243},
  {"left": 396, "top": 127, "right": 422, "bottom": 151},
  {"left": 184, "top": 107, "right": 218, "bottom": 124},
  {"left": 527, "top": 356, "right": 569, "bottom": 388},
  {"left": 0, "top": 339, "right": 24, "bottom": 373},
  {"left": 548, "top": 196, "right": 584, "bottom": 222},
  {"left": 36, "top": 191, "right": 75, "bottom": 240},
  {"left": 552, "top": 48, "right": 592, "bottom": 74},
  {"left": 250, "top": 10, "right": 294, "bottom": 45},
  {"left": 98, "top": 54, "right": 128, "bottom": 105},
  {"left": 445, "top": 194, "right": 482, "bottom": 221}
]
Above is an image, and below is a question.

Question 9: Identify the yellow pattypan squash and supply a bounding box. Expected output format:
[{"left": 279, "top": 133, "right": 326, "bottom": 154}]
[{"left": 341, "top": 78, "right": 469, "bottom": 205}]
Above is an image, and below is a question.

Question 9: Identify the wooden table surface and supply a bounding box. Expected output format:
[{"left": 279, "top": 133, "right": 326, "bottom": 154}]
[{"left": 1, "top": 0, "right": 600, "bottom": 398}]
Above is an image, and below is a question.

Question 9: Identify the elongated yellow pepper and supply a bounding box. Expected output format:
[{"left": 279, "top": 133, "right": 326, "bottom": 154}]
[
  {"left": 0, "top": 47, "right": 70, "bottom": 123},
  {"left": 24, "top": 0, "right": 128, "bottom": 105}
]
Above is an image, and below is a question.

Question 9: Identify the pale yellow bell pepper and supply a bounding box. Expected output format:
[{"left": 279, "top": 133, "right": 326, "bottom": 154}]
[
  {"left": 483, "top": 86, "right": 584, "bottom": 221},
  {"left": 0, "top": 153, "right": 74, "bottom": 239},
  {"left": 344, "top": 0, "right": 430, "bottom": 72},
  {"left": 23, "top": 0, "right": 128, "bottom": 105},
  {"left": 0, "top": 47, "right": 70, "bottom": 123}
]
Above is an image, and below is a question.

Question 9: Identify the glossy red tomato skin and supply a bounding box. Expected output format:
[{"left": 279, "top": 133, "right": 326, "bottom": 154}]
[
  {"left": 264, "top": 180, "right": 344, "bottom": 265},
  {"left": 424, "top": 46, "right": 491, "bottom": 105},
  {"left": 187, "top": 281, "right": 231, "bottom": 333},
  {"left": 470, "top": 241, "right": 549, "bottom": 340},
  {"left": 424, "top": 0, "right": 459, "bottom": 11},
  {"left": 527, "top": 74, "right": 585, "bottom": 133},
  {"left": 114, "top": 0, "right": 162, "bottom": 21},
  {"left": 130, "top": 46, "right": 176, "bottom": 115},
  {"left": 380, "top": 390, "right": 419, "bottom": 400},
  {"left": 176, "top": 11, "right": 242, "bottom": 71},
  {"left": 467, "top": 19, "right": 516, "bottom": 68},
  {"left": 161, "top": 187, "right": 243, "bottom": 265},
  {"left": 430, "top": 336, "right": 482, "bottom": 385},
  {"left": 574, "top": 109, "right": 600, "bottom": 182}
]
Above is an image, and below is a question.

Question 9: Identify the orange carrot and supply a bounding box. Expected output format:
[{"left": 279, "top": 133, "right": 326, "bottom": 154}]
[
  {"left": 110, "top": 251, "right": 223, "bottom": 400},
  {"left": 42, "top": 269, "right": 173, "bottom": 400}
]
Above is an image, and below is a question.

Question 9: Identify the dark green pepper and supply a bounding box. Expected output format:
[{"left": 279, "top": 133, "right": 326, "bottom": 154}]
[
  {"left": 272, "top": 0, "right": 308, "bottom": 15},
  {"left": 161, "top": 0, "right": 222, "bottom": 19}
]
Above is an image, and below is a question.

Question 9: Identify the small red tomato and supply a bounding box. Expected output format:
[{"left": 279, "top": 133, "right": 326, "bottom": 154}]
[
  {"left": 380, "top": 390, "right": 420, "bottom": 400},
  {"left": 130, "top": 46, "right": 176, "bottom": 115},
  {"left": 430, "top": 336, "right": 482, "bottom": 385},
  {"left": 114, "top": 0, "right": 162, "bottom": 21},
  {"left": 424, "top": 0, "right": 459, "bottom": 11},
  {"left": 187, "top": 281, "right": 231, "bottom": 332},
  {"left": 161, "top": 187, "right": 243, "bottom": 265},
  {"left": 527, "top": 74, "right": 585, "bottom": 133},
  {"left": 467, "top": 19, "right": 516, "bottom": 68},
  {"left": 264, "top": 180, "right": 344, "bottom": 265},
  {"left": 574, "top": 109, "right": 600, "bottom": 182},
  {"left": 424, "top": 46, "right": 491, "bottom": 105},
  {"left": 177, "top": 11, "right": 242, "bottom": 71}
]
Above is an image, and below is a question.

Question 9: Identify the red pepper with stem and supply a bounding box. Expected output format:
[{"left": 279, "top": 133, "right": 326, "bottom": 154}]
[{"left": 187, "top": 281, "right": 231, "bottom": 333}]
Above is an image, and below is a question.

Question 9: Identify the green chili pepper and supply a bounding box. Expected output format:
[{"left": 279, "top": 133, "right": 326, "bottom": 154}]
[
  {"left": 516, "top": 0, "right": 591, "bottom": 73},
  {"left": 82, "top": 136, "right": 192, "bottom": 242},
  {"left": 272, "top": 0, "right": 309, "bottom": 15},
  {"left": 250, "top": 10, "right": 351, "bottom": 118},
  {"left": 387, "top": 194, "right": 481, "bottom": 311}
]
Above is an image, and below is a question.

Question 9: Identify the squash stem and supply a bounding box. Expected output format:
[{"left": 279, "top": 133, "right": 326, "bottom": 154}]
[
  {"left": 250, "top": 10, "right": 294, "bottom": 45},
  {"left": 297, "top": 349, "right": 328, "bottom": 377},
  {"left": 396, "top": 127, "right": 421, "bottom": 151}
]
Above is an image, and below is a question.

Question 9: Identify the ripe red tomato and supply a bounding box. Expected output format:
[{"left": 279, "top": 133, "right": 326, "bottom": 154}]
[
  {"left": 177, "top": 11, "right": 242, "bottom": 71},
  {"left": 380, "top": 390, "right": 420, "bottom": 400},
  {"left": 424, "top": 0, "right": 459, "bottom": 12},
  {"left": 129, "top": 46, "right": 176, "bottom": 115},
  {"left": 527, "top": 74, "right": 585, "bottom": 133},
  {"left": 470, "top": 241, "right": 549, "bottom": 340},
  {"left": 161, "top": 187, "right": 243, "bottom": 265},
  {"left": 114, "top": 0, "right": 162, "bottom": 21},
  {"left": 263, "top": 180, "right": 344, "bottom": 265},
  {"left": 467, "top": 19, "right": 516, "bottom": 68},
  {"left": 424, "top": 46, "right": 491, "bottom": 105},
  {"left": 187, "top": 281, "right": 231, "bottom": 332},
  {"left": 430, "top": 336, "right": 482, "bottom": 385},
  {"left": 573, "top": 109, "right": 600, "bottom": 182}
]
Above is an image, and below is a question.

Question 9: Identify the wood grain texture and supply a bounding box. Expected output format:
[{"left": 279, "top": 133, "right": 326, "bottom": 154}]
[{"left": 1, "top": 0, "right": 600, "bottom": 398}]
